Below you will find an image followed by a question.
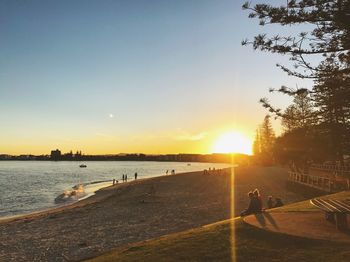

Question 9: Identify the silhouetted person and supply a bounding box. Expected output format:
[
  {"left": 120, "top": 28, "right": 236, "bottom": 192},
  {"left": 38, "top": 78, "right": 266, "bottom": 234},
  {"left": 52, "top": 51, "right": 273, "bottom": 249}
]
[
  {"left": 122, "top": 174, "right": 125, "bottom": 182},
  {"left": 240, "top": 192, "right": 260, "bottom": 216},
  {"left": 166, "top": 170, "right": 169, "bottom": 175},
  {"left": 113, "top": 179, "right": 115, "bottom": 185},
  {"left": 267, "top": 196, "right": 274, "bottom": 209},
  {"left": 125, "top": 174, "right": 128, "bottom": 182},
  {"left": 135, "top": 172, "right": 138, "bottom": 180},
  {"left": 274, "top": 198, "right": 284, "bottom": 208},
  {"left": 253, "top": 188, "right": 263, "bottom": 212}
]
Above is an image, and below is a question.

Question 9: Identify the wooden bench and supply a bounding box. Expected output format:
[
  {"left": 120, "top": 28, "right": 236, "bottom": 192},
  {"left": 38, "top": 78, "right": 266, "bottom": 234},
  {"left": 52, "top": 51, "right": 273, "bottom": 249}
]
[{"left": 310, "top": 198, "right": 350, "bottom": 230}]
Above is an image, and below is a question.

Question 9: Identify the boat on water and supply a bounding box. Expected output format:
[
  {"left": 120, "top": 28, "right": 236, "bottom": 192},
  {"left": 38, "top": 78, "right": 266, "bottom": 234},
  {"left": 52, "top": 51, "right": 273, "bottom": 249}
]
[
  {"left": 79, "top": 164, "right": 87, "bottom": 168},
  {"left": 55, "top": 184, "right": 85, "bottom": 203}
]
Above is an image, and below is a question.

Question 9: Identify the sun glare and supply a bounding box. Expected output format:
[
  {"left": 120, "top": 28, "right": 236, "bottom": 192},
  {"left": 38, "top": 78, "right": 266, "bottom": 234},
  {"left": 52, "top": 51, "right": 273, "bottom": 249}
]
[{"left": 213, "top": 132, "right": 252, "bottom": 155}]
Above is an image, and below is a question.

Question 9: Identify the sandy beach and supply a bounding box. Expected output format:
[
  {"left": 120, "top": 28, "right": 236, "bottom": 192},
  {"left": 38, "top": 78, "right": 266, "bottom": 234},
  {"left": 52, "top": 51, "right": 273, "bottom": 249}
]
[{"left": 0, "top": 166, "right": 306, "bottom": 261}]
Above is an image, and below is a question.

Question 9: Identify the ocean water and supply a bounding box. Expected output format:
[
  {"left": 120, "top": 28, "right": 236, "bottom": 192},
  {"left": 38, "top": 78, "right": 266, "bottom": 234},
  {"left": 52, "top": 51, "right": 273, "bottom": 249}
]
[{"left": 0, "top": 161, "right": 231, "bottom": 217}]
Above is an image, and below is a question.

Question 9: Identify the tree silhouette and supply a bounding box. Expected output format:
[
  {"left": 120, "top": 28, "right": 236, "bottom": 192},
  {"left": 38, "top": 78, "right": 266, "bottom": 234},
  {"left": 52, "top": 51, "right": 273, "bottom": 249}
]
[
  {"left": 281, "top": 91, "right": 315, "bottom": 132},
  {"left": 253, "top": 115, "right": 276, "bottom": 164},
  {"left": 243, "top": 0, "right": 350, "bottom": 162},
  {"left": 242, "top": 0, "right": 350, "bottom": 79}
]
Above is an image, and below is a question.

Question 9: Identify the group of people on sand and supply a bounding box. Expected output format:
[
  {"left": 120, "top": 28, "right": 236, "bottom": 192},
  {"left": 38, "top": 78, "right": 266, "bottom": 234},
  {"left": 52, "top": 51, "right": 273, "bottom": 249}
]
[
  {"left": 240, "top": 188, "right": 284, "bottom": 217},
  {"left": 203, "top": 167, "right": 224, "bottom": 175},
  {"left": 112, "top": 172, "right": 138, "bottom": 185},
  {"left": 165, "top": 169, "right": 176, "bottom": 175}
]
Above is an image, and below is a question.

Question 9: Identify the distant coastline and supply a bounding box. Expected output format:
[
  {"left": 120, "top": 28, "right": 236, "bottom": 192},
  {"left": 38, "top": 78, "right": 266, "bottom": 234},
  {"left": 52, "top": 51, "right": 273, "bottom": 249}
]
[{"left": 0, "top": 152, "right": 250, "bottom": 164}]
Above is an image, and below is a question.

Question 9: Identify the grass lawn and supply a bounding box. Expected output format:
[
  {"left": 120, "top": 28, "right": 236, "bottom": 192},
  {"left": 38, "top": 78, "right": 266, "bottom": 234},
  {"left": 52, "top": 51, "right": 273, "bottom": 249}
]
[
  {"left": 270, "top": 191, "right": 350, "bottom": 212},
  {"left": 87, "top": 215, "right": 350, "bottom": 262}
]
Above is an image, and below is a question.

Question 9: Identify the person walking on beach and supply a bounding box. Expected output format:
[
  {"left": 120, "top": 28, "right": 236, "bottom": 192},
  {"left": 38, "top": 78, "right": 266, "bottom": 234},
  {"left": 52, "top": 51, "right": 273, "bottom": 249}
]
[
  {"left": 113, "top": 179, "right": 115, "bottom": 185},
  {"left": 122, "top": 174, "right": 125, "bottom": 182},
  {"left": 125, "top": 174, "right": 128, "bottom": 182},
  {"left": 166, "top": 170, "right": 168, "bottom": 175},
  {"left": 134, "top": 172, "right": 138, "bottom": 180}
]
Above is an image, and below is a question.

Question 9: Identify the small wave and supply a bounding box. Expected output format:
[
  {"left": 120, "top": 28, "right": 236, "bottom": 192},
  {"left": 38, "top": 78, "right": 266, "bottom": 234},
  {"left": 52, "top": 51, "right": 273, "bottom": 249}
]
[
  {"left": 55, "top": 180, "right": 112, "bottom": 204},
  {"left": 82, "top": 179, "right": 112, "bottom": 186},
  {"left": 55, "top": 184, "right": 86, "bottom": 204}
]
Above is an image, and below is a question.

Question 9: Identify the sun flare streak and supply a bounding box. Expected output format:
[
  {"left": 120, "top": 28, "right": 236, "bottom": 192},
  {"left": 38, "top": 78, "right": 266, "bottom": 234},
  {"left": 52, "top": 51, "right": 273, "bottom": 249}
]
[{"left": 230, "top": 156, "right": 236, "bottom": 262}]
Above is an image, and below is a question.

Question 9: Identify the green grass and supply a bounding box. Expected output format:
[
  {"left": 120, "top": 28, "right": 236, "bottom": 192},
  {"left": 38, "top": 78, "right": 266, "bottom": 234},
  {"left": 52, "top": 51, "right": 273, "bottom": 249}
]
[
  {"left": 87, "top": 218, "right": 350, "bottom": 262},
  {"left": 87, "top": 191, "right": 350, "bottom": 262},
  {"left": 270, "top": 191, "right": 350, "bottom": 212}
]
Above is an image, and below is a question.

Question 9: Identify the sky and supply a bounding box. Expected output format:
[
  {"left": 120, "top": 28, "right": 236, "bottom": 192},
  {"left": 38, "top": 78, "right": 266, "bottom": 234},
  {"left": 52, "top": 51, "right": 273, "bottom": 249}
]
[{"left": 0, "top": 0, "right": 313, "bottom": 155}]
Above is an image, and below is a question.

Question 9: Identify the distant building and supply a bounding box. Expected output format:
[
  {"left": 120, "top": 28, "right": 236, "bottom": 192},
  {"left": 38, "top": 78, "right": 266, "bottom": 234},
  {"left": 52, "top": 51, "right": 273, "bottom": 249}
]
[
  {"left": 0, "top": 154, "right": 11, "bottom": 160},
  {"left": 75, "top": 150, "right": 82, "bottom": 157},
  {"left": 50, "top": 149, "right": 61, "bottom": 160}
]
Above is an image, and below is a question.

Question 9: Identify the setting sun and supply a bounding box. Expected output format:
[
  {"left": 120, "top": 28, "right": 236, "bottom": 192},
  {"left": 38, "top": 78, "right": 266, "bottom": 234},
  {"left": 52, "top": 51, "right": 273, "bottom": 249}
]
[{"left": 212, "top": 132, "right": 252, "bottom": 155}]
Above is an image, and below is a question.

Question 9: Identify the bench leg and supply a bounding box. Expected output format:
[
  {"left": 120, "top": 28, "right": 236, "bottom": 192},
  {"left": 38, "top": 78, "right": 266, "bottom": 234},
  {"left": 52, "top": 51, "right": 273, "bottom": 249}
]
[
  {"left": 335, "top": 213, "right": 348, "bottom": 231},
  {"left": 325, "top": 212, "right": 335, "bottom": 223}
]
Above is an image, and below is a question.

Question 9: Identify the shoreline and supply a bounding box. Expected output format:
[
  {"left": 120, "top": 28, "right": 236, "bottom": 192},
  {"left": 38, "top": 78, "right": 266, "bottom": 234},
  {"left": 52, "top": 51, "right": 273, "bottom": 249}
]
[
  {"left": 0, "top": 181, "right": 112, "bottom": 222},
  {"left": 0, "top": 169, "right": 213, "bottom": 224},
  {"left": 0, "top": 166, "right": 306, "bottom": 261},
  {"left": 0, "top": 161, "right": 233, "bottom": 220}
]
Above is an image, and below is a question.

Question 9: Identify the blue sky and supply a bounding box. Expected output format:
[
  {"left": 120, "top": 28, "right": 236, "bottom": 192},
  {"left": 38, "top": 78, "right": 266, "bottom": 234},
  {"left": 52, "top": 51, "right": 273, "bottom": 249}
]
[{"left": 0, "top": 0, "right": 312, "bottom": 154}]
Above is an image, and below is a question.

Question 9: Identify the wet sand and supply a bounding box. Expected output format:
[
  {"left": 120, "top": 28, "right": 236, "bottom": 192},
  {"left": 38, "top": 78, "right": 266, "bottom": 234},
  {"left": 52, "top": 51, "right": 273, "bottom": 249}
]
[{"left": 0, "top": 166, "right": 305, "bottom": 261}]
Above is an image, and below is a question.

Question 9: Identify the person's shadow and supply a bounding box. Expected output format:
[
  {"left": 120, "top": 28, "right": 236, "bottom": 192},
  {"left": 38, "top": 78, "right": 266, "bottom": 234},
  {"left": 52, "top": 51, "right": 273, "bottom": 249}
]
[
  {"left": 254, "top": 212, "right": 279, "bottom": 230},
  {"left": 263, "top": 212, "right": 279, "bottom": 230},
  {"left": 254, "top": 213, "right": 267, "bottom": 228}
]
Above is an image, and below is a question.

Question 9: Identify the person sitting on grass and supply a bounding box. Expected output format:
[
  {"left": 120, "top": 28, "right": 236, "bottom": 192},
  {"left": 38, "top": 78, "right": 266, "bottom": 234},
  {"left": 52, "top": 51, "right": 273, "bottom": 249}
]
[
  {"left": 274, "top": 198, "right": 284, "bottom": 208},
  {"left": 253, "top": 188, "right": 263, "bottom": 212},
  {"left": 240, "top": 191, "right": 261, "bottom": 216},
  {"left": 267, "top": 196, "right": 274, "bottom": 209}
]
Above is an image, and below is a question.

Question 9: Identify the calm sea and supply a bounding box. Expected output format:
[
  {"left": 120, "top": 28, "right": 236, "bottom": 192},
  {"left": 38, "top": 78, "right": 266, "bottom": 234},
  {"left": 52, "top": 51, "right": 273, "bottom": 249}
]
[{"left": 0, "top": 161, "right": 231, "bottom": 217}]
